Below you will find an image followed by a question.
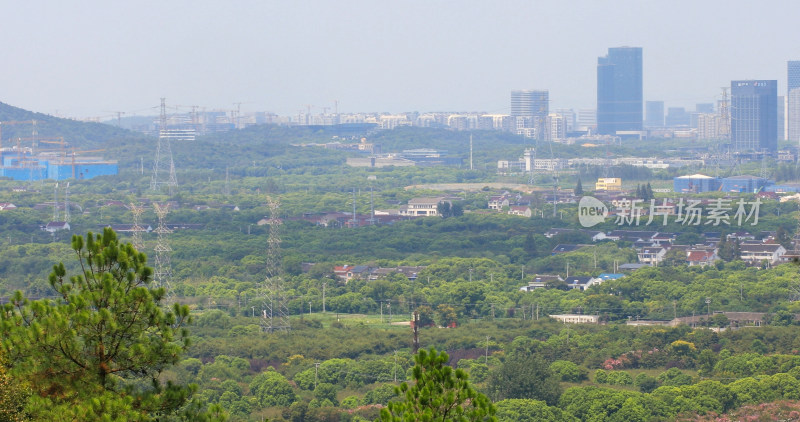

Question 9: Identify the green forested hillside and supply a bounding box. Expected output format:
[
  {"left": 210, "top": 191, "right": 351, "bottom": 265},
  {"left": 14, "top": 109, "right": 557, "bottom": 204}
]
[{"left": 3, "top": 102, "right": 800, "bottom": 420}]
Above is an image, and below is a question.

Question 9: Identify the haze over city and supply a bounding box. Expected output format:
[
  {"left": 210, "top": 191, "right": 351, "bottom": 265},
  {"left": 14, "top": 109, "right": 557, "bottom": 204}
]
[{"left": 3, "top": 0, "right": 800, "bottom": 118}]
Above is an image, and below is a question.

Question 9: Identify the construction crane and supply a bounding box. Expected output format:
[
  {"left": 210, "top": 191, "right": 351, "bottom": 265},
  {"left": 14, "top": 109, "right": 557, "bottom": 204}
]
[
  {"left": 102, "top": 111, "right": 126, "bottom": 127},
  {"left": 38, "top": 138, "right": 69, "bottom": 159},
  {"left": 0, "top": 120, "right": 37, "bottom": 150},
  {"left": 68, "top": 149, "right": 106, "bottom": 178},
  {"left": 14, "top": 137, "right": 68, "bottom": 154}
]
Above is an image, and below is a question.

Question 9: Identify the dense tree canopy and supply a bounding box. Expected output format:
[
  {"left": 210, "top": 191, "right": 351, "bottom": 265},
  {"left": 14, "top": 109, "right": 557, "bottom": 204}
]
[
  {"left": 380, "top": 347, "right": 495, "bottom": 422},
  {"left": 0, "top": 228, "right": 216, "bottom": 421}
]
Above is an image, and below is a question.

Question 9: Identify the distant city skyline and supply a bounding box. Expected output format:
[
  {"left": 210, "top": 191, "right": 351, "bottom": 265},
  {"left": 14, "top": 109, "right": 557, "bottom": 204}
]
[{"left": 1, "top": 1, "right": 800, "bottom": 119}]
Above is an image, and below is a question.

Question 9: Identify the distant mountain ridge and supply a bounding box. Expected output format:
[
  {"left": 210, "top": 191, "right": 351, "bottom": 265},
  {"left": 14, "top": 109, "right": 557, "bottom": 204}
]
[{"left": 0, "top": 101, "right": 144, "bottom": 150}]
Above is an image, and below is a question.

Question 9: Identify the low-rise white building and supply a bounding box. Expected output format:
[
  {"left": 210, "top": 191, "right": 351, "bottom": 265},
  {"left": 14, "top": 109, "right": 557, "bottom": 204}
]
[
  {"left": 400, "top": 197, "right": 447, "bottom": 217},
  {"left": 550, "top": 314, "right": 600, "bottom": 324},
  {"left": 739, "top": 244, "right": 786, "bottom": 265}
]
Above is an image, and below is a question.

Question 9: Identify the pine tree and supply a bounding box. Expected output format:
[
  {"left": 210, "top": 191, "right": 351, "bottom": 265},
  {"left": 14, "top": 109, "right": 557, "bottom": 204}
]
[
  {"left": 380, "top": 347, "right": 495, "bottom": 421},
  {"left": 575, "top": 178, "right": 583, "bottom": 196},
  {"left": 0, "top": 228, "right": 221, "bottom": 421}
]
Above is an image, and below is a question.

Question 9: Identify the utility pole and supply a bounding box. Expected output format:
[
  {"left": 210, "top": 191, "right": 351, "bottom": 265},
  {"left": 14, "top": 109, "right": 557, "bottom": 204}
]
[
  {"left": 485, "top": 336, "right": 489, "bottom": 364},
  {"left": 352, "top": 187, "right": 357, "bottom": 226},
  {"left": 322, "top": 282, "right": 327, "bottom": 313},
  {"left": 314, "top": 363, "right": 320, "bottom": 389},
  {"left": 394, "top": 351, "right": 398, "bottom": 382},
  {"left": 469, "top": 134, "right": 473, "bottom": 170},
  {"left": 412, "top": 311, "right": 420, "bottom": 353}
]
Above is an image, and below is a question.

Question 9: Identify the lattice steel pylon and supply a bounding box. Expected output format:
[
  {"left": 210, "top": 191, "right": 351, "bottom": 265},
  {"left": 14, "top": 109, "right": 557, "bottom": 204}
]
[
  {"left": 150, "top": 98, "right": 178, "bottom": 195},
  {"left": 130, "top": 202, "right": 145, "bottom": 251},
  {"left": 262, "top": 195, "right": 290, "bottom": 332},
  {"left": 718, "top": 87, "right": 731, "bottom": 142},
  {"left": 63, "top": 183, "right": 70, "bottom": 223},
  {"left": 153, "top": 203, "right": 173, "bottom": 300},
  {"left": 790, "top": 202, "right": 800, "bottom": 302}
]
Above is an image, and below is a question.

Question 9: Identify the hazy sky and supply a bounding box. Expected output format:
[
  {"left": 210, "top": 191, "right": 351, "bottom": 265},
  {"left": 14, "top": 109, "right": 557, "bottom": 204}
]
[{"left": 2, "top": 1, "right": 800, "bottom": 119}]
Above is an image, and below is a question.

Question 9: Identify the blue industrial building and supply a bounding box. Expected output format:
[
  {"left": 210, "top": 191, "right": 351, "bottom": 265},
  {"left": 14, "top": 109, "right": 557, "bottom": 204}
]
[
  {"left": 673, "top": 174, "right": 721, "bottom": 193},
  {"left": 720, "top": 175, "right": 773, "bottom": 193},
  {"left": 0, "top": 150, "right": 117, "bottom": 181}
]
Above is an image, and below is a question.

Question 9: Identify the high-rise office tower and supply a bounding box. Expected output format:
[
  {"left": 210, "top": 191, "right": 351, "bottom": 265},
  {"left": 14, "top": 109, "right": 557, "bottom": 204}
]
[
  {"left": 696, "top": 103, "right": 714, "bottom": 113},
  {"left": 731, "top": 80, "right": 777, "bottom": 152},
  {"left": 788, "top": 61, "right": 800, "bottom": 142},
  {"left": 645, "top": 101, "right": 664, "bottom": 127},
  {"left": 666, "top": 107, "right": 690, "bottom": 127},
  {"left": 597, "top": 47, "right": 643, "bottom": 135},
  {"left": 577, "top": 109, "right": 596, "bottom": 132},
  {"left": 554, "top": 108, "right": 576, "bottom": 132},
  {"left": 778, "top": 95, "right": 786, "bottom": 141},
  {"left": 510, "top": 90, "right": 549, "bottom": 119},
  {"left": 511, "top": 90, "right": 548, "bottom": 139}
]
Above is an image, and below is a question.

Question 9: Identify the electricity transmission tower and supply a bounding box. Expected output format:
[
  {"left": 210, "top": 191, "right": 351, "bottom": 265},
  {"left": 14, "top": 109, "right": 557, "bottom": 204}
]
[
  {"left": 790, "top": 203, "right": 800, "bottom": 302},
  {"left": 150, "top": 98, "right": 178, "bottom": 194},
  {"left": 53, "top": 183, "right": 59, "bottom": 222},
  {"left": 129, "top": 202, "right": 145, "bottom": 251},
  {"left": 263, "top": 195, "right": 290, "bottom": 332},
  {"left": 63, "top": 182, "right": 70, "bottom": 223},
  {"left": 717, "top": 87, "right": 730, "bottom": 142},
  {"left": 153, "top": 203, "right": 173, "bottom": 300}
]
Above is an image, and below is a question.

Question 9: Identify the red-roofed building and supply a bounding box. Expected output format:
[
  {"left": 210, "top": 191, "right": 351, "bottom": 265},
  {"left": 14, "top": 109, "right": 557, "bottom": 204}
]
[
  {"left": 508, "top": 206, "right": 531, "bottom": 217},
  {"left": 687, "top": 250, "right": 717, "bottom": 267}
]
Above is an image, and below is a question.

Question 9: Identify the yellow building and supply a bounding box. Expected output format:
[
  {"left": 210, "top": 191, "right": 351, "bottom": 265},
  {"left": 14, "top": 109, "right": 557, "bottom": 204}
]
[{"left": 595, "top": 177, "right": 622, "bottom": 191}]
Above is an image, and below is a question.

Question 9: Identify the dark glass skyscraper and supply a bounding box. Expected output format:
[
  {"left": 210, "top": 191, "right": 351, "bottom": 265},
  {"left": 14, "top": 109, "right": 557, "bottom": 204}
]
[
  {"left": 597, "top": 47, "right": 643, "bottom": 135},
  {"left": 731, "top": 80, "right": 777, "bottom": 152}
]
